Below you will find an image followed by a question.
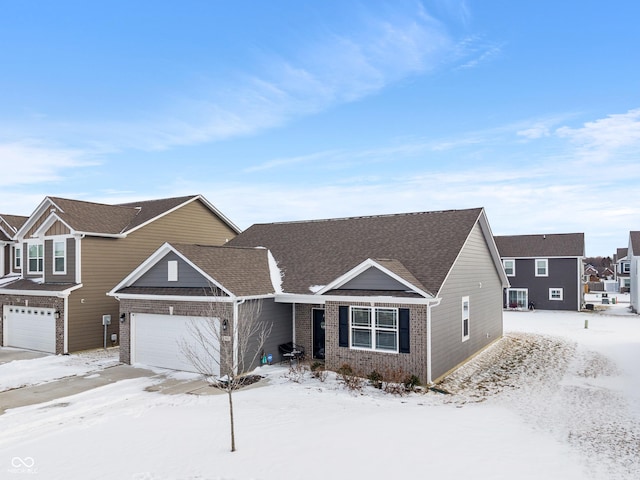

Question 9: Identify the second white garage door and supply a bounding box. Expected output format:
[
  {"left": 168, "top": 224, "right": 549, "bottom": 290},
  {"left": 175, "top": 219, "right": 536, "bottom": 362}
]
[
  {"left": 131, "top": 313, "right": 219, "bottom": 375},
  {"left": 3, "top": 305, "right": 57, "bottom": 353}
]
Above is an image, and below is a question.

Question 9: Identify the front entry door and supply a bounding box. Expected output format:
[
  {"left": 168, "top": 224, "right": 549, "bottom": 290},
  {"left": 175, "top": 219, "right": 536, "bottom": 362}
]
[{"left": 312, "top": 309, "right": 325, "bottom": 359}]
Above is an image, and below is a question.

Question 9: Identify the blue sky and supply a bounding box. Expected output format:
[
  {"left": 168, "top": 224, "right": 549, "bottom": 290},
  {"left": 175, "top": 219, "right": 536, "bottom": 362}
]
[{"left": 1, "top": 1, "right": 639, "bottom": 256}]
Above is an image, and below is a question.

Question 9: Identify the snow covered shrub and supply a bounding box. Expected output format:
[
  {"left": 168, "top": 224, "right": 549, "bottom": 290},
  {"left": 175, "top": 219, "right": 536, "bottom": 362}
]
[
  {"left": 310, "top": 362, "right": 328, "bottom": 382},
  {"left": 403, "top": 374, "right": 421, "bottom": 392},
  {"left": 337, "top": 364, "right": 363, "bottom": 391},
  {"left": 367, "top": 370, "right": 383, "bottom": 389},
  {"left": 285, "top": 361, "right": 308, "bottom": 383}
]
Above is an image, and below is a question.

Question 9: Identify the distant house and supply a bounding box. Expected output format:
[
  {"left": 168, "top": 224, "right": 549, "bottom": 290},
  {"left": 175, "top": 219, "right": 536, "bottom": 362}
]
[
  {"left": 494, "top": 233, "right": 585, "bottom": 311},
  {"left": 0, "top": 195, "right": 239, "bottom": 354},
  {"left": 614, "top": 248, "right": 630, "bottom": 292},
  {"left": 110, "top": 207, "right": 508, "bottom": 384}
]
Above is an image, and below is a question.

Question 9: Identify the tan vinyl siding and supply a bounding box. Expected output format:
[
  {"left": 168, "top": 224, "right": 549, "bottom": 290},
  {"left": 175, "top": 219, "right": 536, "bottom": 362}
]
[
  {"left": 67, "top": 200, "right": 237, "bottom": 351},
  {"left": 45, "top": 221, "right": 71, "bottom": 236},
  {"left": 430, "top": 222, "right": 504, "bottom": 382},
  {"left": 23, "top": 214, "right": 49, "bottom": 238}
]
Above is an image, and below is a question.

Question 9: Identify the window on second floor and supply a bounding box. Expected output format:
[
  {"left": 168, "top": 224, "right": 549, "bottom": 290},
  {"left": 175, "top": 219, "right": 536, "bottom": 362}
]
[
  {"left": 28, "top": 243, "right": 43, "bottom": 274},
  {"left": 503, "top": 259, "right": 515, "bottom": 276},
  {"left": 53, "top": 240, "right": 66, "bottom": 274},
  {"left": 535, "top": 259, "right": 548, "bottom": 277},
  {"left": 622, "top": 262, "right": 631, "bottom": 274},
  {"left": 13, "top": 246, "right": 21, "bottom": 269}
]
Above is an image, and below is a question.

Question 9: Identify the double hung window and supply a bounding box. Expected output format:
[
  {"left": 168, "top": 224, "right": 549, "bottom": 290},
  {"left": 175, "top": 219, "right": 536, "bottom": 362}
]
[
  {"left": 350, "top": 307, "right": 398, "bottom": 352},
  {"left": 53, "top": 240, "right": 66, "bottom": 274},
  {"left": 28, "top": 243, "right": 44, "bottom": 273}
]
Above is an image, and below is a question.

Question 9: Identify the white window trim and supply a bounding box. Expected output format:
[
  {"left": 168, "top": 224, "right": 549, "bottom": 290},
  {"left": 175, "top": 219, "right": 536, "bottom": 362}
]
[
  {"left": 27, "top": 241, "right": 44, "bottom": 274},
  {"left": 549, "top": 288, "right": 563, "bottom": 301},
  {"left": 53, "top": 240, "right": 66, "bottom": 275},
  {"left": 13, "top": 245, "right": 21, "bottom": 269},
  {"left": 503, "top": 259, "right": 516, "bottom": 277},
  {"left": 349, "top": 306, "right": 399, "bottom": 353},
  {"left": 507, "top": 288, "right": 529, "bottom": 309},
  {"left": 535, "top": 258, "right": 549, "bottom": 277},
  {"left": 462, "top": 296, "right": 470, "bottom": 342}
]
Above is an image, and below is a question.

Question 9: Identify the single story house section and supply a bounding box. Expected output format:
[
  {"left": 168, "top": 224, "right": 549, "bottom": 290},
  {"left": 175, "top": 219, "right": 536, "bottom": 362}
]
[{"left": 227, "top": 207, "right": 509, "bottom": 384}]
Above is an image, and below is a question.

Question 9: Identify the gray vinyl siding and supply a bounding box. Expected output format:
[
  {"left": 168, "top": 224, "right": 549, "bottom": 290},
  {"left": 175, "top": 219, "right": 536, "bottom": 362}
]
[
  {"left": 341, "top": 268, "right": 408, "bottom": 290},
  {"left": 133, "top": 252, "right": 210, "bottom": 288},
  {"left": 247, "top": 298, "right": 293, "bottom": 369},
  {"left": 430, "top": 222, "right": 504, "bottom": 382},
  {"left": 506, "top": 257, "right": 580, "bottom": 311}
]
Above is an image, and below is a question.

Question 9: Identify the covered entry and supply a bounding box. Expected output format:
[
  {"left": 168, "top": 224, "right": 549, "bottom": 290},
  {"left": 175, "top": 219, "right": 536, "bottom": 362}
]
[
  {"left": 3, "top": 305, "right": 57, "bottom": 353},
  {"left": 130, "top": 313, "right": 219, "bottom": 374}
]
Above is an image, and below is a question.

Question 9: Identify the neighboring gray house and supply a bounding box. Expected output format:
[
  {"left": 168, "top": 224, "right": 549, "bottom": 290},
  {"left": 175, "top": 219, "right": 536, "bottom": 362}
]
[
  {"left": 494, "top": 233, "right": 585, "bottom": 311},
  {"left": 108, "top": 243, "right": 292, "bottom": 374},
  {"left": 227, "top": 207, "right": 508, "bottom": 384},
  {"left": 614, "top": 248, "right": 630, "bottom": 293}
]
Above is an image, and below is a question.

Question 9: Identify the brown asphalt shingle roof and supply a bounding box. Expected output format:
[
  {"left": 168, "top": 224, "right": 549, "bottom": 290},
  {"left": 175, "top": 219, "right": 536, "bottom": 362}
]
[
  {"left": 45, "top": 195, "right": 198, "bottom": 235},
  {"left": 170, "top": 244, "right": 276, "bottom": 297},
  {"left": 0, "top": 214, "right": 28, "bottom": 241},
  {"left": 226, "top": 208, "right": 485, "bottom": 296},
  {"left": 494, "top": 233, "right": 585, "bottom": 258}
]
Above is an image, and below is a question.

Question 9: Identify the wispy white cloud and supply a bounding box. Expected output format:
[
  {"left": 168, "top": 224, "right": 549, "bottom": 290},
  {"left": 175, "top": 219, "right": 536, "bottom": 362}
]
[
  {"left": 3, "top": 3, "right": 458, "bottom": 153},
  {"left": 555, "top": 108, "right": 640, "bottom": 163},
  {"left": 0, "top": 141, "right": 98, "bottom": 187}
]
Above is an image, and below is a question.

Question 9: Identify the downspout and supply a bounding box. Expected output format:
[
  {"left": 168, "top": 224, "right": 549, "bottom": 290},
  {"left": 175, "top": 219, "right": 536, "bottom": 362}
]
[
  {"left": 426, "top": 297, "right": 442, "bottom": 385},
  {"left": 63, "top": 294, "right": 69, "bottom": 354},
  {"left": 233, "top": 298, "right": 246, "bottom": 375}
]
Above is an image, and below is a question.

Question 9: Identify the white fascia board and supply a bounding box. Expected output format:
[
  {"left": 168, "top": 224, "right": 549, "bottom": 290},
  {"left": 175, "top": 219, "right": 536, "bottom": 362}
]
[
  {"left": 316, "top": 258, "right": 433, "bottom": 298},
  {"left": 275, "top": 293, "right": 438, "bottom": 306},
  {"left": 109, "top": 293, "right": 235, "bottom": 302},
  {"left": 15, "top": 197, "right": 61, "bottom": 239},
  {"left": 478, "top": 209, "right": 510, "bottom": 288}
]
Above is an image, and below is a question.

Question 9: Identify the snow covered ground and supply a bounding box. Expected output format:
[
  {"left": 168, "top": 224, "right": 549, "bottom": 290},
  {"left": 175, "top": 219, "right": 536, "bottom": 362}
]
[{"left": 1, "top": 296, "right": 639, "bottom": 480}]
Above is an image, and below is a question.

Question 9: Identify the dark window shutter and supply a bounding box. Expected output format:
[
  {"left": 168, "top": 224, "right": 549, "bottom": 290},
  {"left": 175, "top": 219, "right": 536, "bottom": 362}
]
[
  {"left": 339, "top": 306, "right": 349, "bottom": 347},
  {"left": 399, "top": 308, "right": 410, "bottom": 353}
]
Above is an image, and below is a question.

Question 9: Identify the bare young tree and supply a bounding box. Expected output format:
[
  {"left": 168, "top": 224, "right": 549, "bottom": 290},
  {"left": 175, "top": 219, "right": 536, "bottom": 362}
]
[{"left": 180, "top": 297, "right": 272, "bottom": 452}]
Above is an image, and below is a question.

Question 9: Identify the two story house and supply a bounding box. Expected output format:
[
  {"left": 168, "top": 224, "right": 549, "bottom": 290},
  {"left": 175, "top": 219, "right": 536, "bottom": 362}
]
[
  {"left": 494, "top": 233, "right": 585, "bottom": 311},
  {"left": 110, "top": 207, "right": 509, "bottom": 385},
  {"left": 0, "top": 195, "right": 240, "bottom": 354}
]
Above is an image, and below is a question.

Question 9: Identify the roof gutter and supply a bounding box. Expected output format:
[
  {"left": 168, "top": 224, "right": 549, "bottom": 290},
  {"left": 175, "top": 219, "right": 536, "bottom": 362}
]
[{"left": 274, "top": 293, "right": 436, "bottom": 305}]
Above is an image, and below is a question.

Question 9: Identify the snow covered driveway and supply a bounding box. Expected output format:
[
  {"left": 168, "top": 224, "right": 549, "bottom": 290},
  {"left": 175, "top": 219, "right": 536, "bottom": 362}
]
[{"left": 0, "top": 303, "right": 638, "bottom": 480}]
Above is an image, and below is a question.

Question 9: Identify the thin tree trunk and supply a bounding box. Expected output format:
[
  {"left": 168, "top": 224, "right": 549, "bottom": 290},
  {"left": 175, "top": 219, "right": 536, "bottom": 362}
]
[{"left": 228, "top": 387, "right": 236, "bottom": 452}]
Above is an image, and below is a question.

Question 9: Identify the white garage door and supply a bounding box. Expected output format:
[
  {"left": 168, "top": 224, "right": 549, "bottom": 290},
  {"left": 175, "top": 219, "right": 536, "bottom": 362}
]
[
  {"left": 131, "top": 313, "right": 219, "bottom": 375},
  {"left": 3, "top": 305, "right": 57, "bottom": 353}
]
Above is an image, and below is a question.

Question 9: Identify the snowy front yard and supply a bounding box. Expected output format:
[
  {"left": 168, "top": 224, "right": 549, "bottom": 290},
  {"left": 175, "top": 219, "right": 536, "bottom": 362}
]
[{"left": 1, "top": 301, "right": 639, "bottom": 480}]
